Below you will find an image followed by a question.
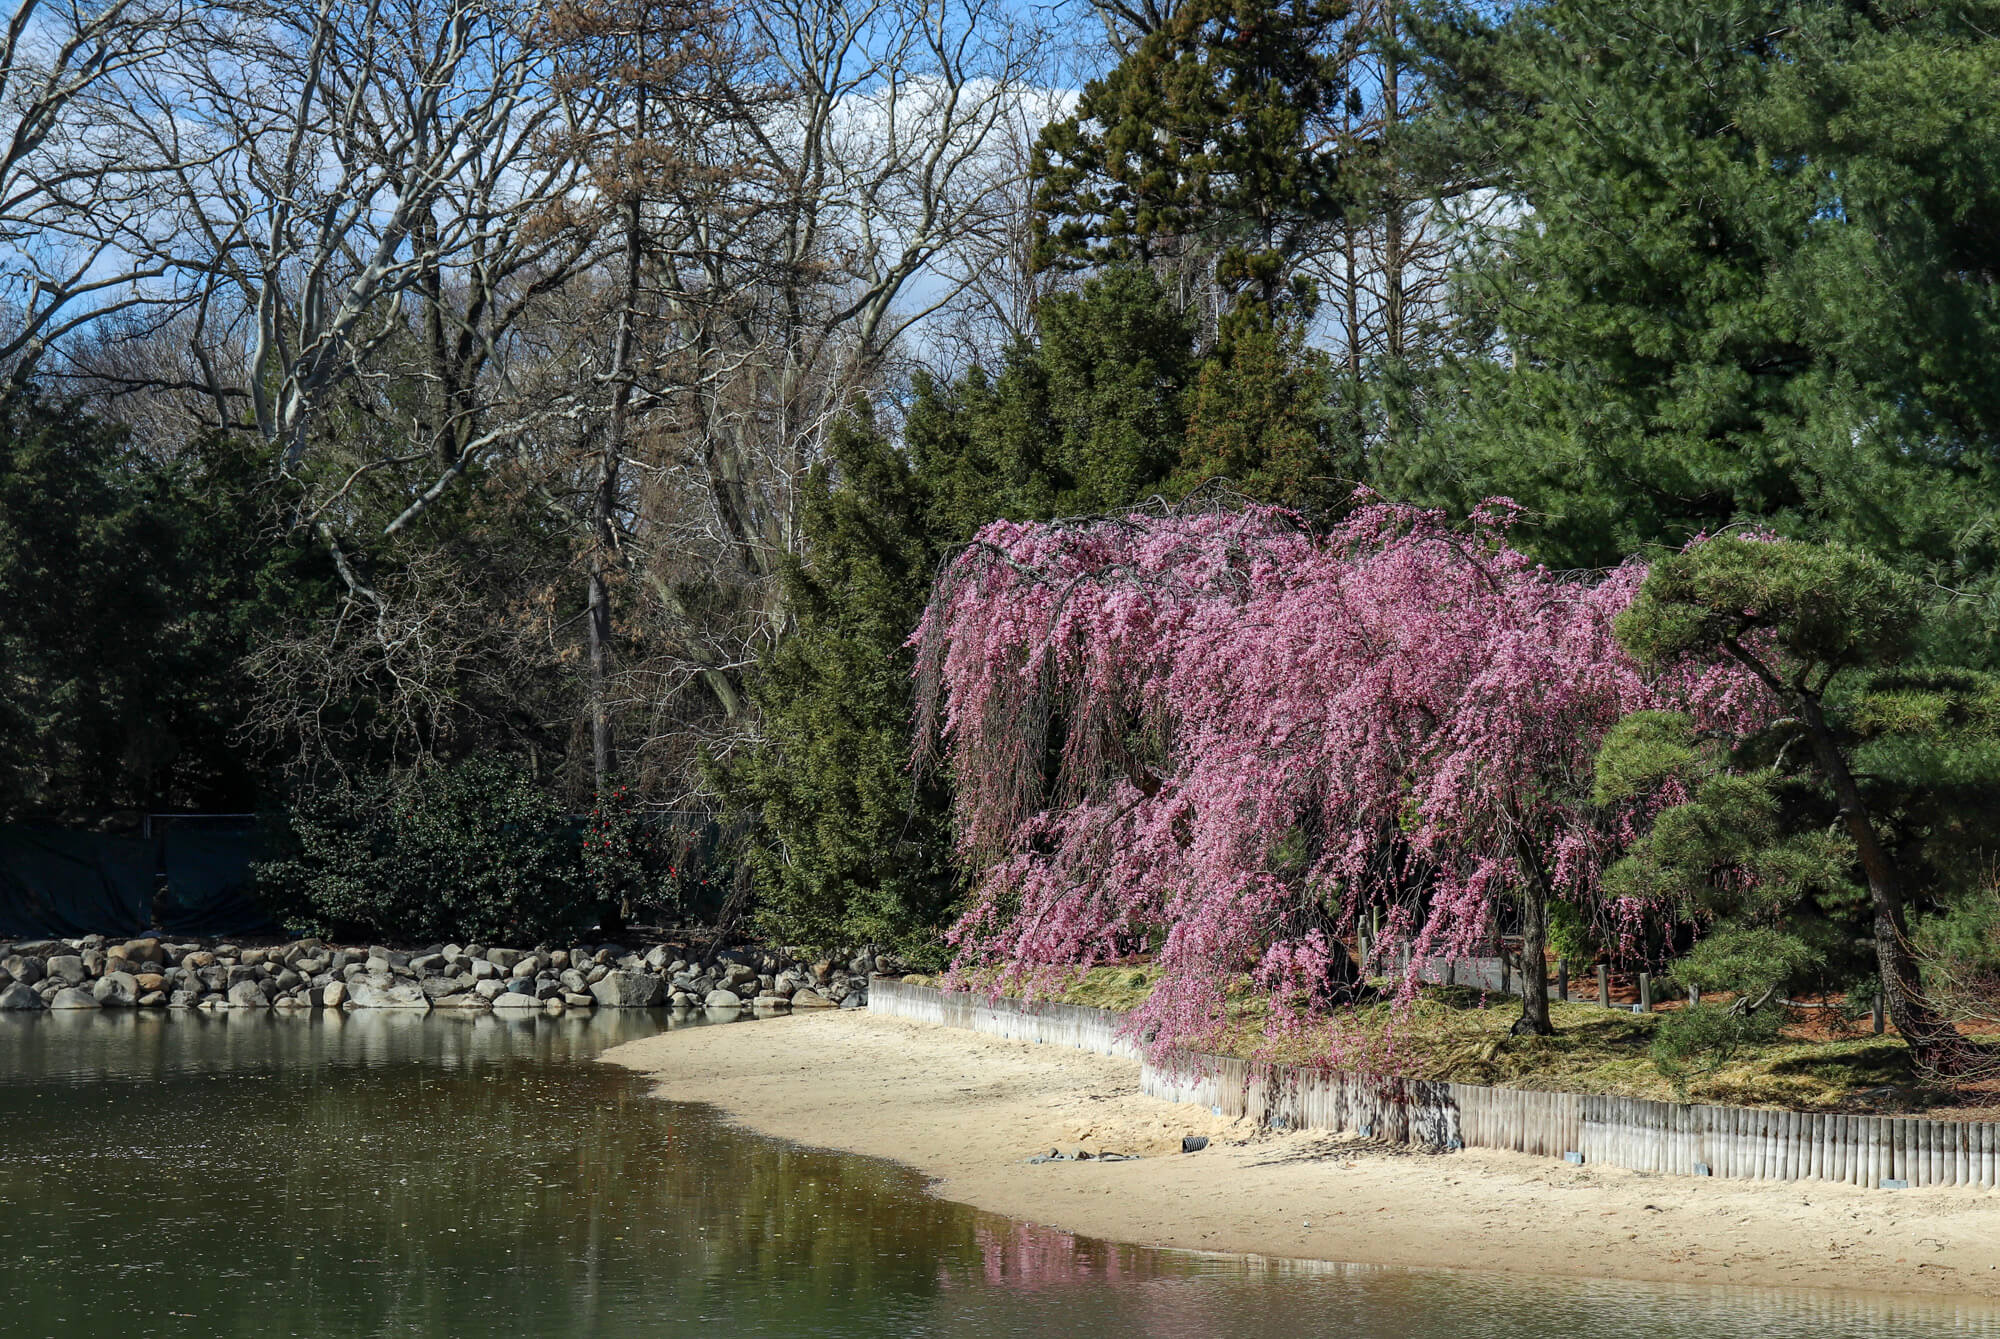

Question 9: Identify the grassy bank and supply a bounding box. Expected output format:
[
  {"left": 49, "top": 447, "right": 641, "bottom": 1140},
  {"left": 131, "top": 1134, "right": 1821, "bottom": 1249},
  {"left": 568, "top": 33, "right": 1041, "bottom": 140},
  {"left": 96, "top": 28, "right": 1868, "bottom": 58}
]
[{"left": 902, "top": 968, "right": 1968, "bottom": 1115}]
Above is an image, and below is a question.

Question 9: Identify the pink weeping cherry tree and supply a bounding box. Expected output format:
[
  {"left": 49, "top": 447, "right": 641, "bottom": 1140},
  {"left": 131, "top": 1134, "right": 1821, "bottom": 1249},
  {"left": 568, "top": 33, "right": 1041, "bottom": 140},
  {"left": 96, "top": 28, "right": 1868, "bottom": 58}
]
[{"left": 911, "top": 497, "right": 1770, "bottom": 1052}]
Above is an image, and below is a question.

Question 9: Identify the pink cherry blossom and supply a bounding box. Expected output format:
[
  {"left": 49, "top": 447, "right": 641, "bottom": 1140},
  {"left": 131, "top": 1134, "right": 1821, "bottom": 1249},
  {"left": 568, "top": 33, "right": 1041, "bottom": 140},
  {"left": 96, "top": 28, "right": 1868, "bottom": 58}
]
[{"left": 912, "top": 496, "right": 1771, "bottom": 1056}]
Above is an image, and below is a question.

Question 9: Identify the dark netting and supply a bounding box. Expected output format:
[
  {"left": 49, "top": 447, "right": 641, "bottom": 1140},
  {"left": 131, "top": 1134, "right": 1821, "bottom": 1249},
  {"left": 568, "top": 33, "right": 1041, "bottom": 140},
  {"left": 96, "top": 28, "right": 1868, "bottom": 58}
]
[
  {"left": 157, "top": 822, "right": 281, "bottom": 936},
  {"left": 0, "top": 827, "right": 154, "bottom": 938}
]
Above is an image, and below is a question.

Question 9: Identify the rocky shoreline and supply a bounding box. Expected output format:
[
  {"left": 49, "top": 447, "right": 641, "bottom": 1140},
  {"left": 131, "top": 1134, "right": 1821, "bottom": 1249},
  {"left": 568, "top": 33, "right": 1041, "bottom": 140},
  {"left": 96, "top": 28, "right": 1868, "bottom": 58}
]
[{"left": 0, "top": 935, "right": 891, "bottom": 1015}]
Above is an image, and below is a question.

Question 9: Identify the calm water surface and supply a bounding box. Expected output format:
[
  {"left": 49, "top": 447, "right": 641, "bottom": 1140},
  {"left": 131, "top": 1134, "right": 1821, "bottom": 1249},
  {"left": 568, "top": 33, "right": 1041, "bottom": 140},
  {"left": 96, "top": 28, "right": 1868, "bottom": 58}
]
[{"left": 0, "top": 1010, "right": 1990, "bottom": 1339}]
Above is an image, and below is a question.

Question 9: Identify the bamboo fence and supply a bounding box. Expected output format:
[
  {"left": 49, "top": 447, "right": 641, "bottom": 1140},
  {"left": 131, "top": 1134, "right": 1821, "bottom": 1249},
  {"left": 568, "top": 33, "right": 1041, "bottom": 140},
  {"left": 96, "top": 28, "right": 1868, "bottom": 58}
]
[{"left": 868, "top": 979, "right": 1996, "bottom": 1191}]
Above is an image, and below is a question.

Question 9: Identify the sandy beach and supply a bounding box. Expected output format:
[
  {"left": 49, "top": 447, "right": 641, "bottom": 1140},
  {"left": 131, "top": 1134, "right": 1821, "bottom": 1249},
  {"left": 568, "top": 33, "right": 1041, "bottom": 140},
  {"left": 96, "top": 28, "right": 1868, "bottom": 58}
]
[{"left": 603, "top": 1010, "right": 2000, "bottom": 1300}]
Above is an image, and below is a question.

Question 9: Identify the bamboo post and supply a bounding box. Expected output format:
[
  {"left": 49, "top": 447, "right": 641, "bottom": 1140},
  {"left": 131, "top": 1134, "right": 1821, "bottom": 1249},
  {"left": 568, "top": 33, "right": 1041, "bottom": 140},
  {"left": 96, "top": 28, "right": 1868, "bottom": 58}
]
[
  {"left": 1638, "top": 972, "right": 1652, "bottom": 1012},
  {"left": 1598, "top": 964, "right": 1610, "bottom": 1008},
  {"left": 1558, "top": 960, "right": 1568, "bottom": 1002}
]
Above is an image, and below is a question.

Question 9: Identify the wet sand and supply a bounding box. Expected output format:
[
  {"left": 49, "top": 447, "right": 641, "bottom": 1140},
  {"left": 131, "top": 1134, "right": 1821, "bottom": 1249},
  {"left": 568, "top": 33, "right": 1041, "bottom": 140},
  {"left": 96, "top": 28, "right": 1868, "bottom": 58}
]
[{"left": 605, "top": 1010, "right": 2000, "bottom": 1299}]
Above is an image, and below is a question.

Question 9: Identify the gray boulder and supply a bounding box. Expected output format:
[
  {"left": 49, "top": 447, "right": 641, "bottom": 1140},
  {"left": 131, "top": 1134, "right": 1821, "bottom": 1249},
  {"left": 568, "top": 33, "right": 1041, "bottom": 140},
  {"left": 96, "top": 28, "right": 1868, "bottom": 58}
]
[
  {"left": 473, "top": 979, "right": 507, "bottom": 1002},
  {"left": 469, "top": 959, "right": 499, "bottom": 981},
  {"left": 668, "top": 990, "right": 696, "bottom": 1008},
  {"left": 751, "top": 995, "right": 790, "bottom": 1011},
  {"left": 485, "top": 948, "right": 523, "bottom": 971},
  {"left": 226, "top": 979, "right": 269, "bottom": 1008},
  {"left": 420, "top": 976, "right": 467, "bottom": 1000},
  {"left": 559, "top": 968, "right": 589, "bottom": 994},
  {"left": 590, "top": 970, "right": 664, "bottom": 1008},
  {"left": 49, "top": 986, "right": 100, "bottom": 1009},
  {"left": 563, "top": 992, "right": 594, "bottom": 1009},
  {"left": 491, "top": 991, "right": 540, "bottom": 1011},
  {"left": 410, "top": 953, "right": 447, "bottom": 975},
  {"left": 839, "top": 992, "right": 866, "bottom": 1009},
  {"left": 346, "top": 980, "right": 429, "bottom": 1010},
  {"left": 169, "top": 990, "right": 199, "bottom": 1009},
  {"left": 93, "top": 972, "right": 140, "bottom": 1007},
  {"left": 790, "top": 988, "right": 834, "bottom": 1008},
  {"left": 0, "top": 981, "right": 44, "bottom": 1009},
  {"left": 702, "top": 988, "right": 742, "bottom": 1009},
  {"left": 45, "top": 955, "right": 86, "bottom": 985},
  {"left": 321, "top": 982, "right": 347, "bottom": 1008},
  {"left": 2, "top": 954, "right": 44, "bottom": 986}
]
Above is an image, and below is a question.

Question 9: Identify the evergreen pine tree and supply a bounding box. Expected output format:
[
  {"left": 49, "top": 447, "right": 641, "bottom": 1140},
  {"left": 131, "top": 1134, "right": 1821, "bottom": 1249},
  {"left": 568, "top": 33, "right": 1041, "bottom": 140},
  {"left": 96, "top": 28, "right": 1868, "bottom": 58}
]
[
  {"left": 909, "top": 266, "right": 1198, "bottom": 533},
  {"left": 1170, "top": 316, "right": 1347, "bottom": 513},
  {"left": 720, "top": 412, "right": 957, "bottom": 960},
  {"left": 1407, "top": 0, "right": 2000, "bottom": 596}
]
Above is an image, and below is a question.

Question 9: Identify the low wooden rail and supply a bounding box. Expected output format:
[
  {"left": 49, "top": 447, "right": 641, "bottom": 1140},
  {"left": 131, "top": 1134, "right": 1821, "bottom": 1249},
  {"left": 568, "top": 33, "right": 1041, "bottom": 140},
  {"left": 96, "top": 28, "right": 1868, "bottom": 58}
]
[{"left": 868, "top": 978, "right": 1996, "bottom": 1191}]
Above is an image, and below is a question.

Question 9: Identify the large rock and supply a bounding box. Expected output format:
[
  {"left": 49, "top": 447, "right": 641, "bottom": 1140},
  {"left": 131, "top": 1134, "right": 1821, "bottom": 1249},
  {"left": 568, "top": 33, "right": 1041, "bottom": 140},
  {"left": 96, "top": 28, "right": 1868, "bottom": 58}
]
[
  {"left": 563, "top": 992, "right": 594, "bottom": 1009},
  {"left": 490, "top": 991, "right": 540, "bottom": 1011},
  {"left": 2, "top": 954, "right": 44, "bottom": 986},
  {"left": 419, "top": 976, "right": 468, "bottom": 1001},
  {"left": 321, "top": 982, "right": 347, "bottom": 1008},
  {"left": 226, "top": 979, "right": 269, "bottom": 1008},
  {"left": 702, "top": 988, "right": 743, "bottom": 1009},
  {"left": 346, "top": 980, "right": 430, "bottom": 1010},
  {"left": 168, "top": 990, "right": 199, "bottom": 1009},
  {"left": 473, "top": 979, "right": 507, "bottom": 1001},
  {"left": 558, "top": 968, "right": 589, "bottom": 994},
  {"left": 134, "top": 972, "right": 167, "bottom": 995},
  {"left": 751, "top": 995, "right": 791, "bottom": 1011},
  {"left": 589, "top": 971, "right": 663, "bottom": 1008},
  {"left": 790, "top": 988, "right": 834, "bottom": 1008},
  {"left": 431, "top": 992, "right": 491, "bottom": 1010},
  {"left": 485, "top": 948, "right": 524, "bottom": 971},
  {"left": 93, "top": 972, "right": 140, "bottom": 1007},
  {"left": 49, "top": 987, "right": 100, "bottom": 1009},
  {"left": 0, "top": 981, "right": 44, "bottom": 1010},
  {"left": 45, "top": 955, "right": 86, "bottom": 986}
]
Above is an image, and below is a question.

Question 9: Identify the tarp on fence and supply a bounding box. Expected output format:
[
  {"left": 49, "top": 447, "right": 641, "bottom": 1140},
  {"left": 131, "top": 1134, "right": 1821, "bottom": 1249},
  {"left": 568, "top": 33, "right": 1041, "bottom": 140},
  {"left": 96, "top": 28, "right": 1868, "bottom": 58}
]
[
  {"left": 158, "top": 824, "right": 279, "bottom": 936},
  {"left": 0, "top": 826, "right": 153, "bottom": 938}
]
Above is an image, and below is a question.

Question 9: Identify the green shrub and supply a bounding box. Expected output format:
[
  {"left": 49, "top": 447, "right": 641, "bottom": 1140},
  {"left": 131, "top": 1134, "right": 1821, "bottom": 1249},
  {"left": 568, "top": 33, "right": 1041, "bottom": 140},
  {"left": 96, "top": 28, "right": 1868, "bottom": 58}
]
[
  {"left": 258, "top": 758, "right": 593, "bottom": 944},
  {"left": 1651, "top": 927, "right": 1822, "bottom": 1096},
  {"left": 1651, "top": 1000, "right": 1789, "bottom": 1097}
]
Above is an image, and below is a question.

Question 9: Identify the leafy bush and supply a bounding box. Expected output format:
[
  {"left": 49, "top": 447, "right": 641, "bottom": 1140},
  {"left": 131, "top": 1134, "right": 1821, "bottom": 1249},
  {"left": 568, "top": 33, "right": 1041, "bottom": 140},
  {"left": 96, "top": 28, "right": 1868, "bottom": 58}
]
[{"left": 258, "top": 758, "right": 593, "bottom": 944}]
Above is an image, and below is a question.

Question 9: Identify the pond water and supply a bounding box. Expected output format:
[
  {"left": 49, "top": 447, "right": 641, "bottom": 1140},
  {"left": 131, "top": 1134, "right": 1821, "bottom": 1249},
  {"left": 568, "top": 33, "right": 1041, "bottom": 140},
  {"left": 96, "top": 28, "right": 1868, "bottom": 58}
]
[{"left": 0, "top": 1010, "right": 1990, "bottom": 1339}]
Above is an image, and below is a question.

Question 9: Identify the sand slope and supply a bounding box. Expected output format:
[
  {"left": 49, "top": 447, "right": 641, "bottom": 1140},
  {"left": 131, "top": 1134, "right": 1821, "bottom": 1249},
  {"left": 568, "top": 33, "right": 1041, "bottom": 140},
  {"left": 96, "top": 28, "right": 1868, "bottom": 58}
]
[{"left": 603, "top": 1011, "right": 2000, "bottom": 1299}]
